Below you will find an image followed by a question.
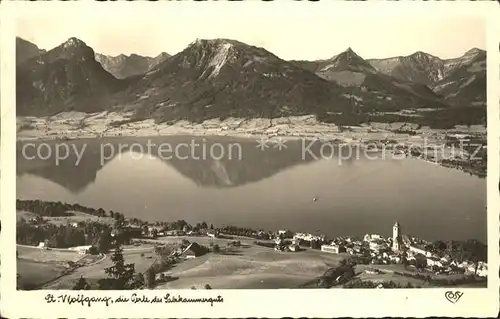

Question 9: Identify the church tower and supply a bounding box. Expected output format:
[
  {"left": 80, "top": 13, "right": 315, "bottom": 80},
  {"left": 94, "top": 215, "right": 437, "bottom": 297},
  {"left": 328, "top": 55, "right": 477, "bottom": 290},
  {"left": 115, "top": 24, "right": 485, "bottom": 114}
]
[{"left": 392, "top": 221, "right": 402, "bottom": 251}]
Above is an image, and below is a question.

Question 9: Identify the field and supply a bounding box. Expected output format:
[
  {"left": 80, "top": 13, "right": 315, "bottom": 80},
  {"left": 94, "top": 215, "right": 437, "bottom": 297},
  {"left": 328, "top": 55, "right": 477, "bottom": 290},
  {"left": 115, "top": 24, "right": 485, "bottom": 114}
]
[
  {"left": 42, "top": 248, "right": 156, "bottom": 289},
  {"left": 17, "top": 245, "right": 82, "bottom": 263},
  {"left": 150, "top": 236, "right": 346, "bottom": 289},
  {"left": 17, "top": 259, "right": 68, "bottom": 290},
  {"left": 17, "top": 246, "right": 83, "bottom": 289},
  {"left": 17, "top": 245, "right": 109, "bottom": 290}
]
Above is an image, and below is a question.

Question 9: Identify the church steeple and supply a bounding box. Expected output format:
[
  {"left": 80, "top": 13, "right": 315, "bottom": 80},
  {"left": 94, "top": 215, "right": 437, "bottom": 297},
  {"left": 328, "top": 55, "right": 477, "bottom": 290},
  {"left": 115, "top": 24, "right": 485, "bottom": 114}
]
[{"left": 392, "top": 221, "right": 402, "bottom": 251}]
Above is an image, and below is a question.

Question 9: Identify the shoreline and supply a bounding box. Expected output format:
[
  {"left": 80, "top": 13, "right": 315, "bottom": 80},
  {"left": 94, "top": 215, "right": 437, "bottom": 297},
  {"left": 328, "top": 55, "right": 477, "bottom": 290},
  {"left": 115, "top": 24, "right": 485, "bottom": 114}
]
[
  {"left": 16, "top": 111, "right": 486, "bottom": 142},
  {"left": 16, "top": 112, "right": 487, "bottom": 178},
  {"left": 16, "top": 200, "right": 487, "bottom": 246}
]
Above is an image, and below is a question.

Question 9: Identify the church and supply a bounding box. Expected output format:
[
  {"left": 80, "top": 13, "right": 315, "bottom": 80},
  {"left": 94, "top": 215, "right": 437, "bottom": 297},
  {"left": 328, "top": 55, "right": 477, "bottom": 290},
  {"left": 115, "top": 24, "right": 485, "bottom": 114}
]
[{"left": 392, "top": 221, "right": 404, "bottom": 251}]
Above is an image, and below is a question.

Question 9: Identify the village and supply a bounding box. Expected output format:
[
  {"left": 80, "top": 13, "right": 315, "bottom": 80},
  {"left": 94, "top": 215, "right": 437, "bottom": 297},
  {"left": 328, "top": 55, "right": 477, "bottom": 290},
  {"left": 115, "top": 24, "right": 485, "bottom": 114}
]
[{"left": 16, "top": 198, "right": 488, "bottom": 290}]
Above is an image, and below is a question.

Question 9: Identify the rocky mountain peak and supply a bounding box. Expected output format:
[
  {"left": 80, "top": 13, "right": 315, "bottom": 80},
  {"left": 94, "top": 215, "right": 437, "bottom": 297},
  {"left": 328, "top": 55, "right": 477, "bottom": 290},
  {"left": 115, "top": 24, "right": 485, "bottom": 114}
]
[
  {"left": 463, "top": 48, "right": 485, "bottom": 58},
  {"left": 48, "top": 37, "right": 95, "bottom": 62},
  {"left": 320, "top": 47, "right": 376, "bottom": 73}
]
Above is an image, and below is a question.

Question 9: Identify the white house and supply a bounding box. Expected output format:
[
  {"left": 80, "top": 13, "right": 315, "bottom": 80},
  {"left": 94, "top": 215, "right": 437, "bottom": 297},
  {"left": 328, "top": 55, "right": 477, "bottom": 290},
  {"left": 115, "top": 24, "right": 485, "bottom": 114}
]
[
  {"left": 277, "top": 230, "right": 294, "bottom": 238},
  {"left": 427, "top": 257, "right": 443, "bottom": 268},
  {"left": 364, "top": 234, "right": 382, "bottom": 242},
  {"left": 70, "top": 245, "right": 93, "bottom": 255},
  {"left": 321, "top": 244, "right": 345, "bottom": 254},
  {"left": 293, "top": 233, "right": 322, "bottom": 242},
  {"left": 369, "top": 241, "right": 388, "bottom": 252},
  {"left": 389, "top": 255, "right": 401, "bottom": 263},
  {"left": 409, "top": 245, "right": 432, "bottom": 257},
  {"left": 38, "top": 240, "right": 49, "bottom": 250},
  {"left": 440, "top": 256, "right": 451, "bottom": 265},
  {"left": 476, "top": 262, "right": 488, "bottom": 277},
  {"left": 207, "top": 232, "right": 218, "bottom": 239},
  {"left": 457, "top": 261, "right": 473, "bottom": 269}
]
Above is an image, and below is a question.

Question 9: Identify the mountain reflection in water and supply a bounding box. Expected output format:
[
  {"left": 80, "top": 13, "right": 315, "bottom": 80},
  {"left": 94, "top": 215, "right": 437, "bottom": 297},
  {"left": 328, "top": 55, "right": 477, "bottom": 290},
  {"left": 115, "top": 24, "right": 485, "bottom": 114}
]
[{"left": 16, "top": 136, "right": 486, "bottom": 242}]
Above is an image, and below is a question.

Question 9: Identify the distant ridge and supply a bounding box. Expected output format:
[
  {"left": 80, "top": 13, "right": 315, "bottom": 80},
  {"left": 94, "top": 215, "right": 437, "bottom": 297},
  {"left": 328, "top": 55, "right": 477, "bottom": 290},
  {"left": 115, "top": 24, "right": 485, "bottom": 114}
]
[
  {"left": 15, "top": 37, "right": 485, "bottom": 127},
  {"left": 95, "top": 52, "right": 171, "bottom": 79},
  {"left": 16, "top": 37, "right": 128, "bottom": 116}
]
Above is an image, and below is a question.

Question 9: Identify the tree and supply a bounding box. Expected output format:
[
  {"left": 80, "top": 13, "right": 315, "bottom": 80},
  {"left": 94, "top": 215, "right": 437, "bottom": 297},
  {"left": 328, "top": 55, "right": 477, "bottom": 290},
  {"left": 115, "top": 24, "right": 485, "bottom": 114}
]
[
  {"left": 414, "top": 254, "right": 427, "bottom": 270},
  {"left": 212, "top": 244, "right": 220, "bottom": 254},
  {"left": 151, "top": 229, "right": 158, "bottom": 239},
  {"left": 318, "top": 276, "right": 333, "bottom": 288},
  {"left": 401, "top": 255, "right": 409, "bottom": 269},
  {"left": 102, "top": 241, "right": 135, "bottom": 290},
  {"left": 88, "top": 246, "right": 99, "bottom": 255},
  {"left": 73, "top": 276, "right": 91, "bottom": 290},
  {"left": 204, "top": 284, "right": 212, "bottom": 290},
  {"left": 433, "top": 240, "right": 447, "bottom": 253},
  {"left": 113, "top": 214, "right": 125, "bottom": 230},
  {"left": 145, "top": 268, "right": 156, "bottom": 289},
  {"left": 98, "top": 230, "right": 112, "bottom": 253},
  {"left": 194, "top": 223, "right": 202, "bottom": 232},
  {"left": 201, "top": 221, "right": 208, "bottom": 230},
  {"left": 130, "top": 273, "right": 145, "bottom": 289},
  {"left": 210, "top": 224, "right": 214, "bottom": 230}
]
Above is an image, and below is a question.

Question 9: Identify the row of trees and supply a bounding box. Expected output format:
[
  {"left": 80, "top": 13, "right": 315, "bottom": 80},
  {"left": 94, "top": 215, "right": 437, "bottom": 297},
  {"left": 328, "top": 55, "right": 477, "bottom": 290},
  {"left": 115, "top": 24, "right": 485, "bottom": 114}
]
[
  {"left": 17, "top": 199, "right": 107, "bottom": 217},
  {"left": 393, "top": 271, "right": 486, "bottom": 286},
  {"left": 215, "top": 225, "right": 271, "bottom": 239},
  {"left": 17, "top": 200, "right": 277, "bottom": 241},
  {"left": 17, "top": 218, "right": 112, "bottom": 249},
  {"left": 423, "top": 239, "right": 487, "bottom": 264}
]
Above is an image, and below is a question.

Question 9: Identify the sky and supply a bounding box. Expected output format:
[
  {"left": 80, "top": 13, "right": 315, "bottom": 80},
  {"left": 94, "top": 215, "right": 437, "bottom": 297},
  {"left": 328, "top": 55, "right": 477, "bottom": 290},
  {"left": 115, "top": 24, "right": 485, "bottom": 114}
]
[{"left": 14, "top": 2, "right": 486, "bottom": 61}]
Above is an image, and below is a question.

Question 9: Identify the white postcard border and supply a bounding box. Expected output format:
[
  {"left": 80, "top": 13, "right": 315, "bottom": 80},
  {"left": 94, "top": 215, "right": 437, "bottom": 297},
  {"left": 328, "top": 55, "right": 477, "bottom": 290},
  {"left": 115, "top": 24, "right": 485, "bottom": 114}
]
[{"left": 1, "top": 1, "right": 499, "bottom": 318}]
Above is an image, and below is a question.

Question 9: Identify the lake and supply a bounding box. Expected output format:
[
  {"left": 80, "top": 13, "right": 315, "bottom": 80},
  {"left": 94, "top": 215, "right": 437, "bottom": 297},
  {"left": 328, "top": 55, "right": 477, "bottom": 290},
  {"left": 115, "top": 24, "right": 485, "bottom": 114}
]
[{"left": 16, "top": 136, "right": 487, "bottom": 242}]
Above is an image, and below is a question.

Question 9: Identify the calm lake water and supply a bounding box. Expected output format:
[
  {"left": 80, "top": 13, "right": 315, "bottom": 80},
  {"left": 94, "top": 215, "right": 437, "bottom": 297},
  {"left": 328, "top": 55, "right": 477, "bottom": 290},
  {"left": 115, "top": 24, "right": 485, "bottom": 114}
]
[{"left": 16, "top": 136, "right": 487, "bottom": 242}]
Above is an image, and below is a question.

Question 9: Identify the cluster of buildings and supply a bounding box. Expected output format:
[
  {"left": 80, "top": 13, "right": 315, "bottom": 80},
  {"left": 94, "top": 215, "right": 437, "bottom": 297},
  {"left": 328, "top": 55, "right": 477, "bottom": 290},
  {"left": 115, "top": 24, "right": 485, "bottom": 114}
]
[{"left": 270, "top": 223, "right": 488, "bottom": 278}]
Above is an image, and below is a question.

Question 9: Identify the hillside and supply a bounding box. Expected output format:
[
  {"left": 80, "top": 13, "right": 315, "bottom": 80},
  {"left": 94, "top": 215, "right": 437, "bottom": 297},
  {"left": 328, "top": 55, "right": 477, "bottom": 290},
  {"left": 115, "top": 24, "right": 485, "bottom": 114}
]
[
  {"left": 16, "top": 38, "right": 131, "bottom": 116},
  {"left": 117, "top": 38, "right": 354, "bottom": 123},
  {"left": 16, "top": 37, "right": 45, "bottom": 65},
  {"left": 368, "top": 49, "right": 486, "bottom": 106},
  {"left": 291, "top": 48, "right": 447, "bottom": 115}
]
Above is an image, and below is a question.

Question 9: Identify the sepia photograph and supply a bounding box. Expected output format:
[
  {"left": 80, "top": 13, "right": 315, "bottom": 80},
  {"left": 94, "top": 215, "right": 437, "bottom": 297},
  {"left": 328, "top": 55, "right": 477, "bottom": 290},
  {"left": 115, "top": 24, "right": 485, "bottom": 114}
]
[{"left": 1, "top": 1, "right": 499, "bottom": 318}]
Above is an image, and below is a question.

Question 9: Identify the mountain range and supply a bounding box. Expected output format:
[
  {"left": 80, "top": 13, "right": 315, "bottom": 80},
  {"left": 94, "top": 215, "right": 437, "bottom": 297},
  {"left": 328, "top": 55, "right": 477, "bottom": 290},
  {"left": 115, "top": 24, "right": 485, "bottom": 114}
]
[
  {"left": 16, "top": 36, "right": 486, "bottom": 127},
  {"left": 290, "top": 47, "right": 486, "bottom": 108}
]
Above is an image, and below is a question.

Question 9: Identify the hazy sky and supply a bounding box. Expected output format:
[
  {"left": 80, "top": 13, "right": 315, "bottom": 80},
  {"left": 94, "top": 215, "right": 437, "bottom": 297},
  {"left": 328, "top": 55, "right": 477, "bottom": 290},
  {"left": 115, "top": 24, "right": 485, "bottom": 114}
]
[{"left": 15, "top": 2, "right": 486, "bottom": 61}]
